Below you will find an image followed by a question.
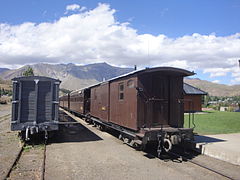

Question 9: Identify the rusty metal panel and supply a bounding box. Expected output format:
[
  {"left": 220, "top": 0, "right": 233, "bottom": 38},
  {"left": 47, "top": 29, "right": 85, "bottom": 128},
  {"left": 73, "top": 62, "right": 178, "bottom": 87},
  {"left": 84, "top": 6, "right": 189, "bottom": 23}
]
[
  {"left": 90, "top": 83, "right": 109, "bottom": 122},
  {"left": 109, "top": 77, "right": 138, "bottom": 130}
]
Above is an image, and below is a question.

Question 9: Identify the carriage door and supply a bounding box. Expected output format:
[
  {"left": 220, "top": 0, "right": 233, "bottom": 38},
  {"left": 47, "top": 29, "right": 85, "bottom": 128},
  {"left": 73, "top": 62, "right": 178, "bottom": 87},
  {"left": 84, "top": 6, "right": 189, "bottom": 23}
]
[{"left": 152, "top": 76, "right": 169, "bottom": 126}]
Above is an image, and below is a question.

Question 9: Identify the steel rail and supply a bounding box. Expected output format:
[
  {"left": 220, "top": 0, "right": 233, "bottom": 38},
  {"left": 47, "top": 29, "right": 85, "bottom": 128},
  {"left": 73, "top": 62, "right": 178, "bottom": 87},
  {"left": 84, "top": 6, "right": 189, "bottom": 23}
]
[
  {"left": 4, "top": 141, "right": 25, "bottom": 180},
  {"left": 40, "top": 139, "right": 47, "bottom": 180},
  {"left": 5, "top": 139, "right": 47, "bottom": 180},
  {"left": 168, "top": 151, "right": 235, "bottom": 180}
]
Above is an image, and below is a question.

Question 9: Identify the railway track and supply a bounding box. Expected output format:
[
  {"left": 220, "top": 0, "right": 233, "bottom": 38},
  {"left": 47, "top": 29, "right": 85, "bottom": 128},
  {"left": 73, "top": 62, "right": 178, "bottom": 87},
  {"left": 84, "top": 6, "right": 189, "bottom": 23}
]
[
  {"left": 0, "top": 114, "right": 10, "bottom": 123},
  {"left": 5, "top": 139, "right": 47, "bottom": 180},
  {"left": 187, "top": 158, "right": 235, "bottom": 180},
  {"left": 166, "top": 151, "right": 236, "bottom": 180}
]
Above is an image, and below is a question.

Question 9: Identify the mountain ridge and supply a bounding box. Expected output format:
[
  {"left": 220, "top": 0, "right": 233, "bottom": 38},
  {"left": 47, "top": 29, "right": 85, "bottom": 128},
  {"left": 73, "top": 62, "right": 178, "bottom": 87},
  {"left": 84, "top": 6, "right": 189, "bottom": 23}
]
[
  {"left": 0, "top": 63, "right": 239, "bottom": 96},
  {"left": 0, "top": 63, "right": 133, "bottom": 90},
  {"left": 184, "top": 78, "right": 240, "bottom": 96}
]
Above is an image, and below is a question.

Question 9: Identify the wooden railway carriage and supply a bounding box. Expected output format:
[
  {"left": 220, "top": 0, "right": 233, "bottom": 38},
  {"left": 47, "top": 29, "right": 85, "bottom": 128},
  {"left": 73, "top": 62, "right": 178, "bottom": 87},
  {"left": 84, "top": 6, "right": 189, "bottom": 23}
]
[
  {"left": 61, "top": 67, "right": 195, "bottom": 155},
  {"left": 69, "top": 88, "right": 90, "bottom": 114},
  {"left": 11, "top": 76, "right": 61, "bottom": 140},
  {"left": 59, "top": 94, "right": 70, "bottom": 110},
  {"left": 91, "top": 67, "right": 192, "bottom": 129}
]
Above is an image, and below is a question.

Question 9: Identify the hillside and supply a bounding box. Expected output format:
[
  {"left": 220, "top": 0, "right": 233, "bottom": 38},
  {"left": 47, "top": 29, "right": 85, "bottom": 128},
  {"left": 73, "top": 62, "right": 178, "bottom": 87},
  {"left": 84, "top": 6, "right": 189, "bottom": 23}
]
[
  {"left": 184, "top": 78, "right": 240, "bottom": 97},
  {"left": 0, "top": 63, "right": 239, "bottom": 96},
  {"left": 0, "top": 68, "right": 9, "bottom": 74},
  {"left": 0, "top": 63, "right": 133, "bottom": 90},
  {"left": 0, "top": 77, "right": 11, "bottom": 91}
]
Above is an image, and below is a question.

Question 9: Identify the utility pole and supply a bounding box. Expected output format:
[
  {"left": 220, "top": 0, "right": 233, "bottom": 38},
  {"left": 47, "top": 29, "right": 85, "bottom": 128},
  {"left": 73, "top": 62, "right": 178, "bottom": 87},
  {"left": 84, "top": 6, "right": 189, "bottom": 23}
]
[{"left": 238, "top": 60, "right": 240, "bottom": 110}]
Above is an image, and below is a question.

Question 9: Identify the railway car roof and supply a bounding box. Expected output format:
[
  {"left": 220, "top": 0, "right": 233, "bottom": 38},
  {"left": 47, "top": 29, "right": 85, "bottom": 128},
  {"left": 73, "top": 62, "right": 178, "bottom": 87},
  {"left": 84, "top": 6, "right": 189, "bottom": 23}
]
[
  {"left": 183, "top": 83, "right": 207, "bottom": 95},
  {"left": 90, "top": 66, "right": 194, "bottom": 87},
  {"left": 68, "top": 67, "right": 195, "bottom": 94}
]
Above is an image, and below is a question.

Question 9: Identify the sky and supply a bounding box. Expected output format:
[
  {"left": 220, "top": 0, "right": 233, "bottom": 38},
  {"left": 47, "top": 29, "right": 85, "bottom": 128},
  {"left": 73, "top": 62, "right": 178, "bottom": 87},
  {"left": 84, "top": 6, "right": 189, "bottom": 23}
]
[{"left": 0, "top": 0, "right": 240, "bottom": 84}]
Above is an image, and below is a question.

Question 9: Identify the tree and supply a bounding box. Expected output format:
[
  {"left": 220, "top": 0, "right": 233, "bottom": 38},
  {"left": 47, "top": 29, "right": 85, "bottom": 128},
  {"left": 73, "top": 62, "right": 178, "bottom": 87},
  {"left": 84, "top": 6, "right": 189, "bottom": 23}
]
[
  {"left": 22, "top": 67, "right": 34, "bottom": 76},
  {"left": 60, "top": 88, "right": 71, "bottom": 94}
]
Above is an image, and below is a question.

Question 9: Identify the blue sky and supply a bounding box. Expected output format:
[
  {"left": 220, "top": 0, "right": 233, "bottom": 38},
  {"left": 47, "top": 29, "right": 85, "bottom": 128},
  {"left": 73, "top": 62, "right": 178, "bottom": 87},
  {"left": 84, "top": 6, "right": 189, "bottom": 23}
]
[
  {"left": 0, "top": 0, "right": 240, "bottom": 84},
  {"left": 1, "top": 0, "right": 239, "bottom": 37}
]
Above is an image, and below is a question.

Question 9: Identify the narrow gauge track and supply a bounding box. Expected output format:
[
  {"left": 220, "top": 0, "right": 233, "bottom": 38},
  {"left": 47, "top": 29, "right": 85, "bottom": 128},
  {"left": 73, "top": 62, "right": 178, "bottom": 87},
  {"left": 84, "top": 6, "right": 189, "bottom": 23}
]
[
  {"left": 163, "top": 151, "right": 236, "bottom": 180},
  {"left": 3, "top": 141, "right": 25, "bottom": 180},
  {"left": 5, "top": 139, "right": 47, "bottom": 180}
]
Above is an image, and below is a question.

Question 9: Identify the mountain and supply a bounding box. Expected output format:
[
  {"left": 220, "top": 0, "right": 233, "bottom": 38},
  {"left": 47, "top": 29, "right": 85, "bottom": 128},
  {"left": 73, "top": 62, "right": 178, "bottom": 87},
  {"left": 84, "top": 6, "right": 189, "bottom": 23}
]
[
  {"left": 0, "top": 63, "right": 133, "bottom": 90},
  {"left": 1, "top": 63, "right": 239, "bottom": 96},
  {"left": 184, "top": 78, "right": 240, "bottom": 97},
  {"left": 0, "top": 68, "right": 9, "bottom": 74}
]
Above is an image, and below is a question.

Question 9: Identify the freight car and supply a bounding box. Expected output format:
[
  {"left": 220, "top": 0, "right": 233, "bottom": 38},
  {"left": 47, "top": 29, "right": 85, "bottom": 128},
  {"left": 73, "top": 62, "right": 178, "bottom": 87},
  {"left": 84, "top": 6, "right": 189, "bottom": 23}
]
[
  {"left": 60, "top": 67, "right": 195, "bottom": 156},
  {"left": 11, "top": 76, "right": 61, "bottom": 140}
]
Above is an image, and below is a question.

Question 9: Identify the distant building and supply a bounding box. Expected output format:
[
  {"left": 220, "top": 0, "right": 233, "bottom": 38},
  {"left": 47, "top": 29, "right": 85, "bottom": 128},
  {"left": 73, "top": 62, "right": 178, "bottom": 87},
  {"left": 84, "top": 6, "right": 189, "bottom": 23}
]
[
  {"left": 220, "top": 106, "right": 229, "bottom": 112},
  {"left": 183, "top": 83, "right": 207, "bottom": 112}
]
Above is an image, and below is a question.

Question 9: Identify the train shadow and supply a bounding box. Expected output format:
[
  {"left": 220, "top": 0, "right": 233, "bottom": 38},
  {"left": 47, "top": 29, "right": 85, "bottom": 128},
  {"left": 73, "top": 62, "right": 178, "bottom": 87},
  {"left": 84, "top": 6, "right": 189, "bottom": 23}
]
[
  {"left": 48, "top": 112, "right": 103, "bottom": 144},
  {"left": 194, "top": 135, "right": 225, "bottom": 144}
]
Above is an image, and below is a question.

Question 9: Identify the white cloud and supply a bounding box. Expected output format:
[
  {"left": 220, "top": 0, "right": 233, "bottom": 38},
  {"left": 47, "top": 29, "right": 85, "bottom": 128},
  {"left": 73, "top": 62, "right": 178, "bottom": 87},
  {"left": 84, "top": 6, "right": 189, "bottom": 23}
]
[
  {"left": 203, "top": 68, "right": 231, "bottom": 77},
  {"left": 0, "top": 3, "right": 240, "bottom": 84},
  {"left": 212, "top": 80, "right": 220, "bottom": 83},
  {"left": 66, "top": 4, "right": 80, "bottom": 11},
  {"left": 64, "top": 4, "right": 86, "bottom": 14}
]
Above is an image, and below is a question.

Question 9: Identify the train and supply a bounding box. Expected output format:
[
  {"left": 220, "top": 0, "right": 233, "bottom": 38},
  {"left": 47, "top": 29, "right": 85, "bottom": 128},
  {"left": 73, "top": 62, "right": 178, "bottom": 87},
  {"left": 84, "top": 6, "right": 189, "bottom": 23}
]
[
  {"left": 60, "top": 67, "right": 195, "bottom": 156},
  {"left": 11, "top": 76, "right": 61, "bottom": 140}
]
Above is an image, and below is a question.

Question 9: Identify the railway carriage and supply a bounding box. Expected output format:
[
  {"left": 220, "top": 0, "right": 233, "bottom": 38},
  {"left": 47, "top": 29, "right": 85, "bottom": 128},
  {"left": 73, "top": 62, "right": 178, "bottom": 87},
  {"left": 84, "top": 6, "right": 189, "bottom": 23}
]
[
  {"left": 59, "top": 93, "right": 70, "bottom": 110},
  {"left": 60, "top": 67, "right": 195, "bottom": 155},
  {"left": 11, "top": 76, "right": 61, "bottom": 140},
  {"left": 69, "top": 88, "right": 90, "bottom": 115}
]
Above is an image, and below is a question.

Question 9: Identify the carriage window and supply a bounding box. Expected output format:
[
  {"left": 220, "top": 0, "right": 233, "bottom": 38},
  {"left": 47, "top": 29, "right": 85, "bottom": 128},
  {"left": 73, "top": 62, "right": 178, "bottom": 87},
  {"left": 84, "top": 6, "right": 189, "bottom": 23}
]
[
  {"left": 119, "top": 83, "right": 124, "bottom": 100},
  {"left": 127, "top": 80, "right": 134, "bottom": 88}
]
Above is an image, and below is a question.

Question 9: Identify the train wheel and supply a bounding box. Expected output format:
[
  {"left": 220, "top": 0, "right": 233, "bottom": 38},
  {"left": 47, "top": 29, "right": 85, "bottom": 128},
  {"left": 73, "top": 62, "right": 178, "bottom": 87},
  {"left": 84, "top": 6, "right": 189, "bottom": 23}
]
[
  {"left": 99, "top": 125, "right": 105, "bottom": 131},
  {"left": 163, "top": 139, "right": 172, "bottom": 153},
  {"left": 129, "top": 140, "right": 135, "bottom": 147},
  {"left": 118, "top": 134, "right": 123, "bottom": 140},
  {"left": 19, "top": 131, "right": 25, "bottom": 141}
]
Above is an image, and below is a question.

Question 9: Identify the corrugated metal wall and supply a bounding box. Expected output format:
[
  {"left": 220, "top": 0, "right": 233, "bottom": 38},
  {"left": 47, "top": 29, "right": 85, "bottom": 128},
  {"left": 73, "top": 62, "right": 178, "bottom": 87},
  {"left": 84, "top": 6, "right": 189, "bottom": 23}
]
[
  {"left": 37, "top": 81, "right": 52, "bottom": 123},
  {"left": 20, "top": 81, "right": 36, "bottom": 123}
]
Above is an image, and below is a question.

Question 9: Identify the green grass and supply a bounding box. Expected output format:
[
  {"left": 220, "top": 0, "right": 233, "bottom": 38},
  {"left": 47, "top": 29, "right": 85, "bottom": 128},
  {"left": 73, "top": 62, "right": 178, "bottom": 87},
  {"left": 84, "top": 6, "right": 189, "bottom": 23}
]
[
  {"left": 184, "top": 111, "right": 240, "bottom": 135},
  {"left": 23, "top": 144, "right": 44, "bottom": 152},
  {"left": 23, "top": 145, "right": 32, "bottom": 152}
]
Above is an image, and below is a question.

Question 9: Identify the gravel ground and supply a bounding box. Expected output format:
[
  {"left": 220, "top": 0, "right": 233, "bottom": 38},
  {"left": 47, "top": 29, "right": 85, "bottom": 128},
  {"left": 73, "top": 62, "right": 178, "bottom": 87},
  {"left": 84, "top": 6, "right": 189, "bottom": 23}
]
[
  {"left": 45, "top": 111, "right": 238, "bottom": 180},
  {"left": 0, "top": 104, "right": 11, "bottom": 117},
  {"left": 0, "top": 104, "right": 46, "bottom": 180},
  {"left": 0, "top": 104, "right": 22, "bottom": 180},
  {"left": 7, "top": 145, "right": 44, "bottom": 180}
]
